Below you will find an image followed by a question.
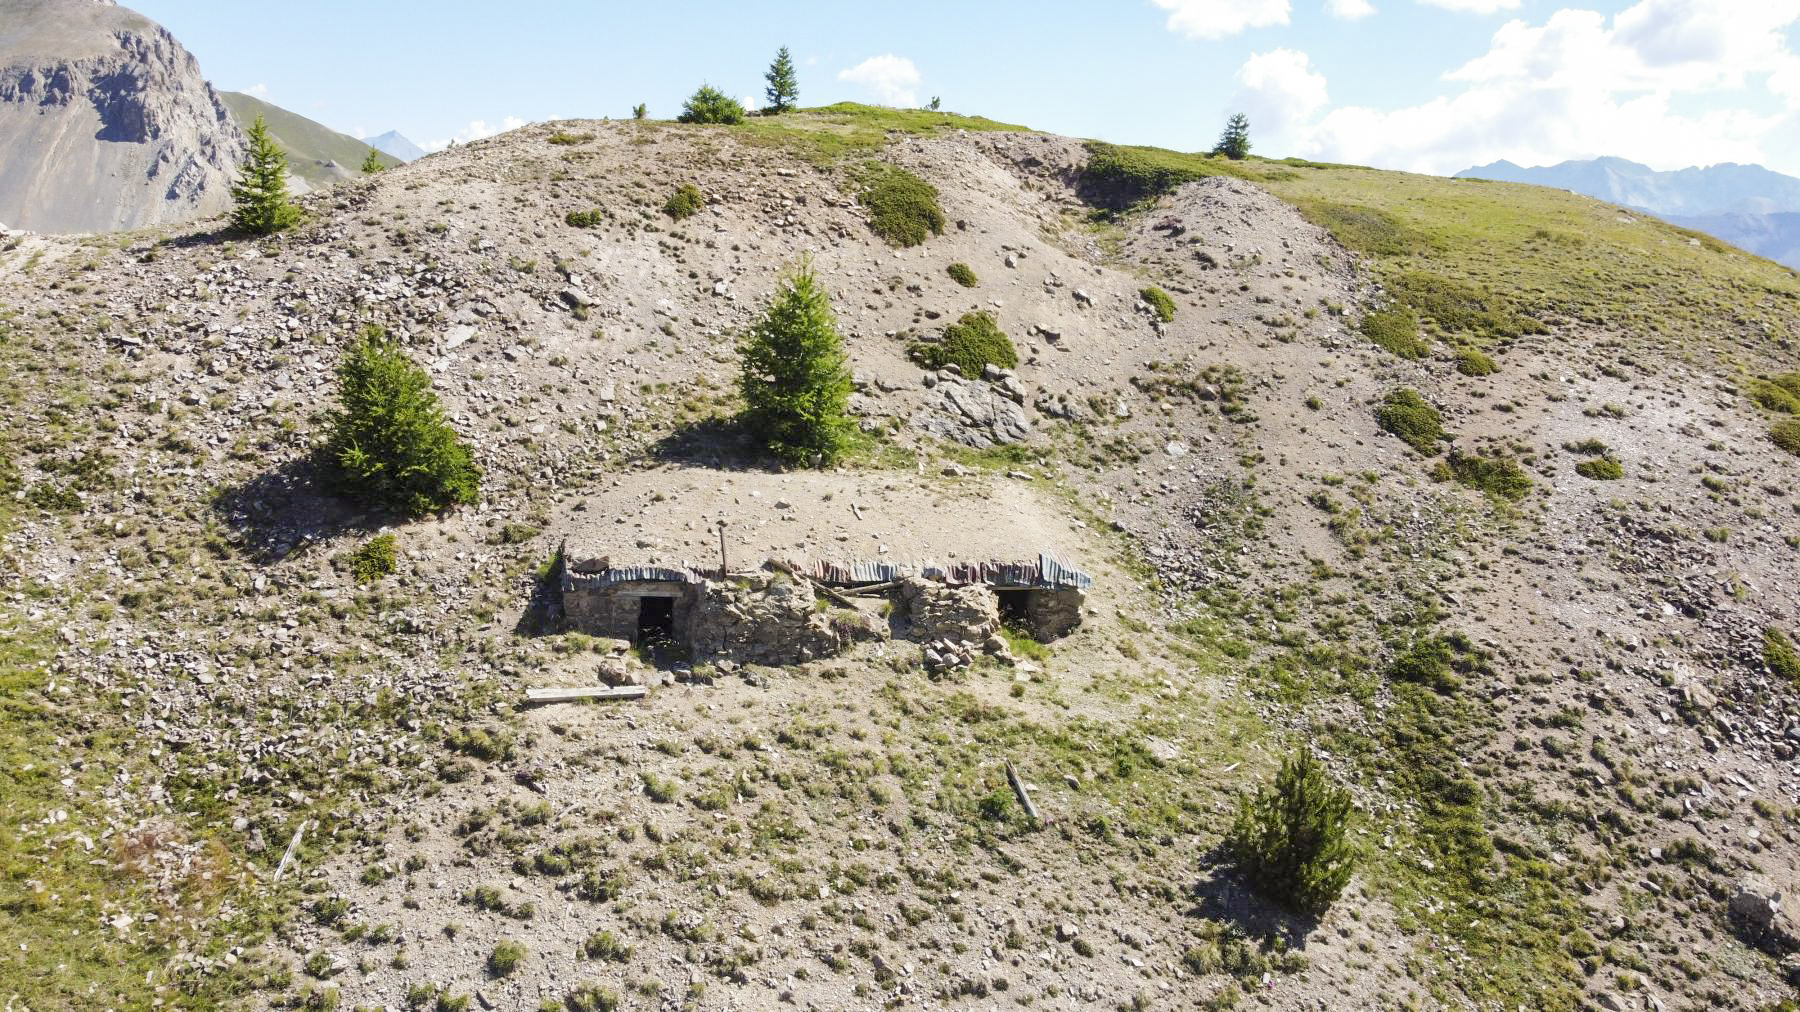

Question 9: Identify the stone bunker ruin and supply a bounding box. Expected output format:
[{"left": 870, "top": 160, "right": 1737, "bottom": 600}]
[{"left": 561, "top": 550, "right": 1090, "bottom": 666}]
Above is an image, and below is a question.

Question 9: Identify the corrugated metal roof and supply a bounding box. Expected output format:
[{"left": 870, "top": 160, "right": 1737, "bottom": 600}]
[{"left": 568, "top": 554, "right": 1091, "bottom": 590}]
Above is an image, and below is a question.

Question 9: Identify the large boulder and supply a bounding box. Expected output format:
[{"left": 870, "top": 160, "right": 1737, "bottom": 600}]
[{"left": 1730, "top": 874, "right": 1800, "bottom": 955}]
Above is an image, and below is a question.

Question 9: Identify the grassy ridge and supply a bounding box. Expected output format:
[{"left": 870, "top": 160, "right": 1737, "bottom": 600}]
[
  {"left": 736, "top": 102, "right": 1028, "bottom": 164},
  {"left": 221, "top": 92, "right": 400, "bottom": 187},
  {"left": 1067, "top": 139, "right": 1800, "bottom": 356}
]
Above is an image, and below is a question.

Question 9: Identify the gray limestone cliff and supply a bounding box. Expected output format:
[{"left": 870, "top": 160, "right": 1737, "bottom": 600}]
[{"left": 0, "top": 0, "right": 245, "bottom": 232}]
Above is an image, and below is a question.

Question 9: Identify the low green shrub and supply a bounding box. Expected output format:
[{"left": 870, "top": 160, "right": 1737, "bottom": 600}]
[
  {"left": 1772, "top": 418, "right": 1800, "bottom": 457},
  {"left": 1574, "top": 456, "right": 1623, "bottom": 480},
  {"left": 1361, "top": 307, "right": 1428, "bottom": 359},
  {"left": 546, "top": 131, "right": 593, "bottom": 146},
  {"left": 1455, "top": 347, "right": 1498, "bottom": 376},
  {"left": 1374, "top": 389, "right": 1443, "bottom": 455},
  {"left": 488, "top": 941, "right": 526, "bottom": 977},
  {"left": 1078, "top": 141, "right": 1224, "bottom": 208},
  {"left": 583, "top": 929, "right": 632, "bottom": 962},
  {"left": 1388, "top": 632, "right": 1489, "bottom": 694},
  {"left": 1140, "top": 286, "right": 1177, "bottom": 323},
  {"left": 348, "top": 533, "right": 397, "bottom": 583},
  {"left": 677, "top": 85, "right": 745, "bottom": 125},
  {"left": 1443, "top": 450, "right": 1532, "bottom": 501},
  {"left": 1766, "top": 627, "right": 1800, "bottom": 682},
  {"left": 562, "top": 984, "right": 619, "bottom": 1012},
  {"left": 565, "top": 208, "right": 606, "bottom": 228},
  {"left": 663, "top": 184, "right": 704, "bottom": 221},
  {"left": 946, "top": 262, "right": 978, "bottom": 287},
  {"left": 1225, "top": 751, "right": 1355, "bottom": 914},
  {"left": 851, "top": 162, "right": 944, "bottom": 247},
  {"left": 910, "top": 311, "right": 1017, "bottom": 377}
]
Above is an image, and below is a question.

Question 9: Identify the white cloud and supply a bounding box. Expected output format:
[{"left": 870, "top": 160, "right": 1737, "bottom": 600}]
[
  {"left": 1325, "top": 0, "right": 1375, "bottom": 20},
  {"left": 1416, "top": 0, "right": 1519, "bottom": 13},
  {"left": 1233, "top": 49, "right": 1329, "bottom": 148},
  {"left": 1151, "top": 0, "right": 1289, "bottom": 40},
  {"left": 244, "top": 82, "right": 269, "bottom": 99},
  {"left": 421, "top": 116, "right": 527, "bottom": 153},
  {"left": 837, "top": 55, "right": 921, "bottom": 107},
  {"left": 1271, "top": 1, "right": 1800, "bottom": 176}
]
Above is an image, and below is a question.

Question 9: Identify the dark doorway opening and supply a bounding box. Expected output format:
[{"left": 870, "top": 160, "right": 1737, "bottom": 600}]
[
  {"left": 995, "top": 589, "right": 1031, "bottom": 631},
  {"left": 636, "top": 595, "right": 676, "bottom": 648}
]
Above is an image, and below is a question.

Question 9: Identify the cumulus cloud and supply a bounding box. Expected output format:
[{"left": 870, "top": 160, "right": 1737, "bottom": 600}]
[
  {"left": 1246, "top": 1, "right": 1800, "bottom": 176},
  {"left": 1151, "top": 0, "right": 1290, "bottom": 40},
  {"left": 244, "top": 82, "right": 269, "bottom": 99},
  {"left": 1325, "top": 0, "right": 1376, "bottom": 20},
  {"left": 422, "top": 116, "right": 527, "bottom": 154},
  {"left": 1232, "top": 49, "right": 1329, "bottom": 152},
  {"left": 837, "top": 55, "right": 922, "bottom": 107},
  {"left": 1416, "top": 0, "right": 1520, "bottom": 13}
]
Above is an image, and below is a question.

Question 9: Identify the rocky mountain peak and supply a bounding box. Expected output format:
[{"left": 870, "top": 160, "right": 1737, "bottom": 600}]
[{"left": 0, "top": 0, "right": 245, "bottom": 232}]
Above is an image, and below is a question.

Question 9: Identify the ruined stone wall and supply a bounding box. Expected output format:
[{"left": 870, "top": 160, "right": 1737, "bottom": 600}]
[
  {"left": 684, "top": 571, "right": 862, "bottom": 665},
  {"left": 1025, "top": 588, "right": 1085, "bottom": 641},
  {"left": 900, "top": 577, "right": 1001, "bottom": 644},
  {"left": 563, "top": 578, "right": 697, "bottom": 642}
]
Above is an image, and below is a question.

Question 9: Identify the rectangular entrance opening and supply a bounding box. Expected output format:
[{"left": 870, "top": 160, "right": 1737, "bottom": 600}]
[
  {"left": 995, "top": 589, "right": 1031, "bottom": 631},
  {"left": 635, "top": 595, "right": 675, "bottom": 647}
]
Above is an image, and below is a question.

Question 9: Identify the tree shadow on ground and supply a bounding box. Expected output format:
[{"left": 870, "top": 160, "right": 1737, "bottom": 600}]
[
  {"left": 1185, "top": 848, "right": 1323, "bottom": 951},
  {"left": 153, "top": 223, "right": 248, "bottom": 253},
  {"left": 645, "top": 415, "right": 771, "bottom": 470},
  {"left": 209, "top": 453, "right": 391, "bottom": 565}
]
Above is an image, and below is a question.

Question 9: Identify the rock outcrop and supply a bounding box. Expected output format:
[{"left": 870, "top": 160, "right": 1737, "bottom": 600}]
[{"left": 0, "top": 0, "right": 245, "bottom": 232}]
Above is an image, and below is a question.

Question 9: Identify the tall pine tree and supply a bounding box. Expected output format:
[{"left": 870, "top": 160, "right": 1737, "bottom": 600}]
[
  {"left": 230, "top": 115, "right": 300, "bottom": 234},
  {"left": 1226, "top": 750, "right": 1355, "bottom": 913},
  {"left": 737, "top": 255, "right": 853, "bottom": 465},
  {"left": 1213, "top": 113, "right": 1252, "bottom": 161},
  {"left": 325, "top": 325, "right": 480, "bottom": 516},
  {"left": 764, "top": 46, "right": 799, "bottom": 114}
]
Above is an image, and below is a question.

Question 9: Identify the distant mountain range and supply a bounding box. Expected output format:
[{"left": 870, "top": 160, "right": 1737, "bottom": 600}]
[
  {"left": 363, "top": 130, "right": 423, "bottom": 162},
  {"left": 219, "top": 91, "right": 399, "bottom": 191},
  {"left": 1455, "top": 157, "right": 1800, "bottom": 269}
]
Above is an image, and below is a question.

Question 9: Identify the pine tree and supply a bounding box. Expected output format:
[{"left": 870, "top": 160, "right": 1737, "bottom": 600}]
[
  {"left": 230, "top": 114, "right": 300, "bottom": 234},
  {"left": 325, "top": 325, "right": 480, "bottom": 516},
  {"left": 360, "top": 147, "right": 385, "bottom": 174},
  {"left": 632, "top": 103, "right": 648, "bottom": 121},
  {"left": 764, "top": 46, "right": 799, "bottom": 113},
  {"left": 1213, "top": 113, "right": 1252, "bottom": 161},
  {"left": 737, "top": 256, "right": 854, "bottom": 465},
  {"left": 1225, "top": 750, "right": 1355, "bottom": 913}
]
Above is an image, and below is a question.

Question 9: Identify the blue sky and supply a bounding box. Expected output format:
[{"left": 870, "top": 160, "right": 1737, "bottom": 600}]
[{"left": 130, "top": 0, "right": 1800, "bottom": 175}]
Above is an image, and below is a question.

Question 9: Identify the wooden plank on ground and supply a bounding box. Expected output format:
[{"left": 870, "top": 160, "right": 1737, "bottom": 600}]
[
  {"left": 524, "top": 685, "right": 647, "bottom": 705},
  {"left": 1005, "top": 761, "right": 1043, "bottom": 822}
]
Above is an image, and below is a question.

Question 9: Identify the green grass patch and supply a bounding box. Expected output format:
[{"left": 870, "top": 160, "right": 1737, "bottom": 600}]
[
  {"left": 488, "top": 940, "right": 526, "bottom": 977},
  {"left": 1767, "top": 627, "right": 1800, "bottom": 683},
  {"left": 565, "top": 208, "right": 606, "bottom": 229},
  {"left": 546, "top": 130, "right": 593, "bottom": 146},
  {"left": 1749, "top": 372, "right": 1800, "bottom": 413},
  {"left": 347, "top": 533, "right": 397, "bottom": 584},
  {"left": 662, "top": 184, "right": 703, "bottom": 221},
  {"left": 1442, "top": 451, "right": 1532, "bottom": 501},
  {"left": 1574, "top": 456, "right": 1623, "bottom": 480},
  {"left": 946, "top": 262, "right": 978, "bottom": 288},
  {"left": 1772, "top": 418, "right": 1800, "bottom": 457},
  {"left": 1077, "top": 141, "right": 1251, "bottom": 210},
  {"left": 849, "top": 162, "right": 945, "bottom": 247},
  {"left": 910, "top": 311, "right": 1017, "bottom": 377},
  {"left": 1454, "top": 347, "right": 1498, "bottom": 376},
  {"left": 1360, "top": 307, "right": 1429, "bottom": 359},
  {"left": 1140, "top": 286, "right": 1177, "bottom": 323},
  {"left": 1374, "top": 389, "right": 1444, "bottom": 455},
  {"left": 1289, "top": 199, "right": 1433, "bottom": 257},
  {"left": 737, "top": 102, "right": 1027, "bottom": 165}
]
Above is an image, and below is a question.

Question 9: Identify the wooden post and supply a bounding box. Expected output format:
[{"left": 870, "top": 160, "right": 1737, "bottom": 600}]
[
  {"left": 1005, "top": 761, "right": 1042, "bottom": 822},
  {"left": 717, "top": 520, "right": 728, "bottom": 577},
  {"left": 274, "top": 819, "right": 311, "bottom": 883}
]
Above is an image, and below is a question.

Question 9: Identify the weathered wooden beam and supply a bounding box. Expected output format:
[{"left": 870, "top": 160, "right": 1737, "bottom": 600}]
[
  {"left": 524, "top": 685, "right": 647, "bottom": 705},
  {"left": 1005, "top": 761, "right": 1042, "bottom": 822},
  {"left": 274, "top": 819, "right": 311, "bottom": 883},
  {"left": 840, "top": 580, "right": 904, "bottom": 596}
]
